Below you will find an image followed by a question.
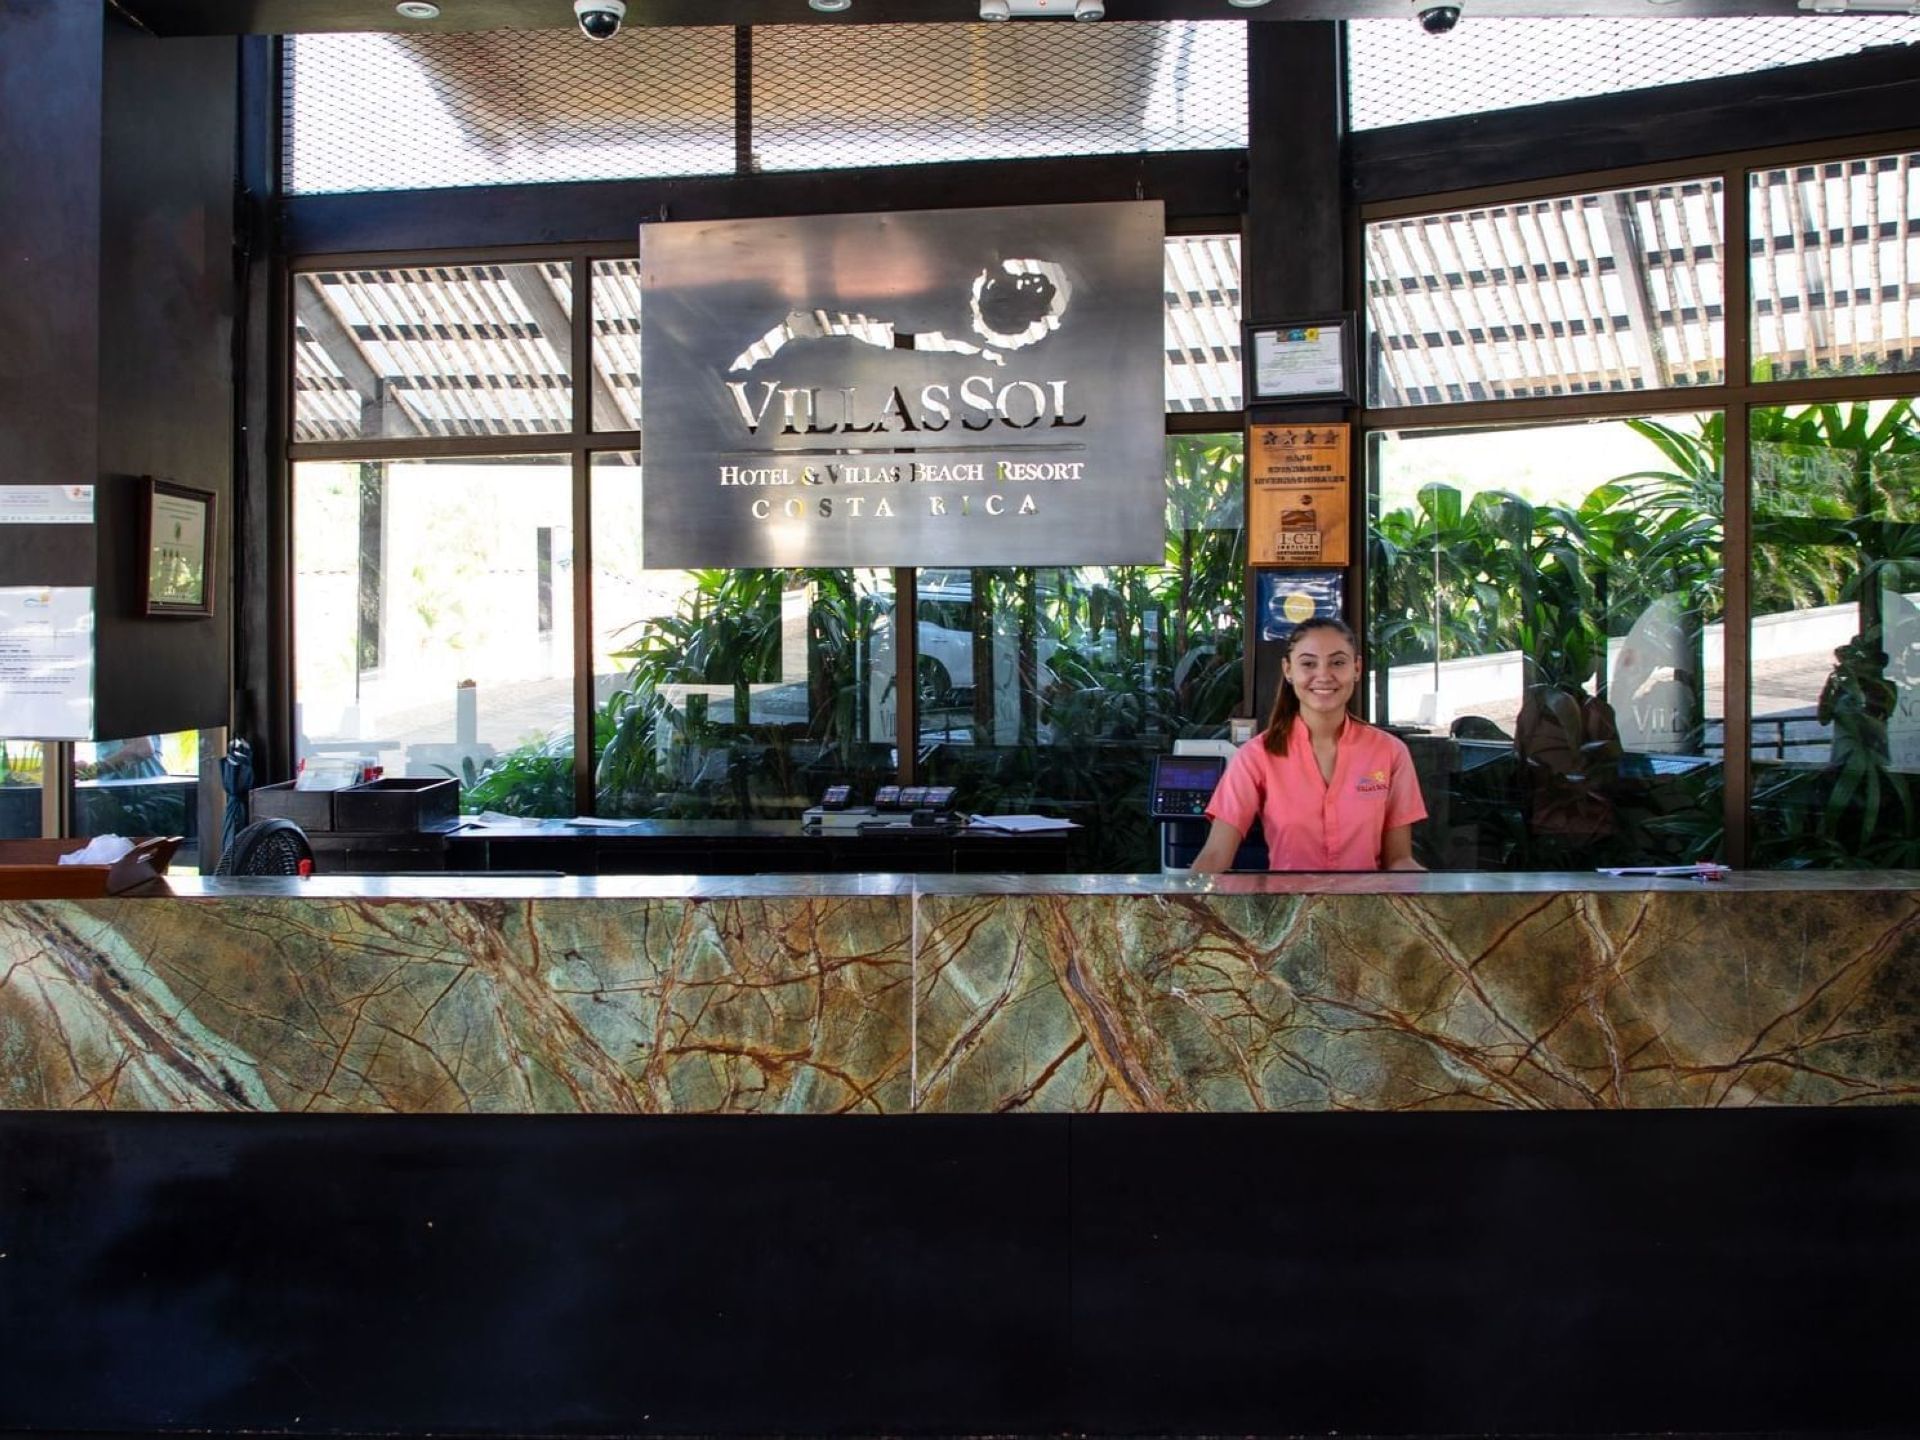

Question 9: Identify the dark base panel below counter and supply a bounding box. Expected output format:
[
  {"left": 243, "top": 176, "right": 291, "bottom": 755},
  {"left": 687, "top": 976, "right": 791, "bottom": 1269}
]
[{"left": 2, "top": 1108, "right": 1917, "bottom": 1437}]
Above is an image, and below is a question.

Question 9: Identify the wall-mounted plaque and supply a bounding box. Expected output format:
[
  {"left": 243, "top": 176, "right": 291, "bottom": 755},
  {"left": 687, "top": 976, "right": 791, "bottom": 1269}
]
[
  {"left": 144, "top": 479, "right": 215, "bottom": 618},
  {"left": 640, "top": 201, "right": 1166, "bottom": 568},
  {"left": 1257, "top": 569, "right": 1344, "bottom": 645},
  {"left": 1247, "top": 423, "right": 1350, "bottom": 566}
]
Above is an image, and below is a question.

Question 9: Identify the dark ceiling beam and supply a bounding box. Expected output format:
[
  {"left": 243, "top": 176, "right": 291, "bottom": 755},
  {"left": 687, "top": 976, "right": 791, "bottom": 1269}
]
[
  {"left": 1352, "top": 44, "right": 1920, "bottom": 204},
  {"left": 125, "top": 0, "right": 1817, "bottom": 38},
  {"left": 283, "top": 148, "right": 1245, "bottom": 256}
]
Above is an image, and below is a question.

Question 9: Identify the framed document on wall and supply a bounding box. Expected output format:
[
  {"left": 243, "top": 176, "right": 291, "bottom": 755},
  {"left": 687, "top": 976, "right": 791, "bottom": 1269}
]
[
  {"left": 1245, "top": 315, "right": 1355, "bottom": 404},
  {"left": 143, "top": 479, "right": 215, "bottom": 618}
]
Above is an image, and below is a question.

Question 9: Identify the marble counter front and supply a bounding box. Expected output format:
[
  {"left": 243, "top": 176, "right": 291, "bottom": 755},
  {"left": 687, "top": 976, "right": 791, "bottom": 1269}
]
[{"left": 3, "top": 871, "right": 1915, "bottom": 1114}]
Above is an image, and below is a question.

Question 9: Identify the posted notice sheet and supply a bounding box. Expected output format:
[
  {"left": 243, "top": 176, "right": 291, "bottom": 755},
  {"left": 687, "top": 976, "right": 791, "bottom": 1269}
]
[{"left": 0, "top": 587, "right": 94, "bottom": 739}]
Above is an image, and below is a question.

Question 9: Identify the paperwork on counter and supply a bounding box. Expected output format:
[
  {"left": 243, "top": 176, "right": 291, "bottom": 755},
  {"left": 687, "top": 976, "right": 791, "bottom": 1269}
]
[{"left": 965, "top": 814, "right": 1079, "bottom": 833}]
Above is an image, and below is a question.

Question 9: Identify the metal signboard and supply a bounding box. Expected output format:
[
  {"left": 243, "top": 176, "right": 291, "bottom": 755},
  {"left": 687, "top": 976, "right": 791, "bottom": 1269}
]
[{"left": 640, "top": 201, "right": 1165, "bottom": 568}]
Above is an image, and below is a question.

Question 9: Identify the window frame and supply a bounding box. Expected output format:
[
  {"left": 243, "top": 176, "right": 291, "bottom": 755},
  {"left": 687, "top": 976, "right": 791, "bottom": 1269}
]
[{"left": 1353, "top": 131, "right": 1920, "bottom": 866}]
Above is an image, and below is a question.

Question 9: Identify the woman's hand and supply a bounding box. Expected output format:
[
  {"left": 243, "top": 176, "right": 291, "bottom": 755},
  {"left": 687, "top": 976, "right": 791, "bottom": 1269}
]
[
  {"left": 1381, "top": 825, "right": 1425, "bottom": 871},
  {"left": 1190, "top": 818, "right": 1245, "bottom": 874}
]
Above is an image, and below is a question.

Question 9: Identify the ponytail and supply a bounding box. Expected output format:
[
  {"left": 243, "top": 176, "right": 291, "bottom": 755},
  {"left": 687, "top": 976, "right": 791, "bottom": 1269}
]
[{"left": 1263, "top": 616, "right": 1361, "bottom": 757}]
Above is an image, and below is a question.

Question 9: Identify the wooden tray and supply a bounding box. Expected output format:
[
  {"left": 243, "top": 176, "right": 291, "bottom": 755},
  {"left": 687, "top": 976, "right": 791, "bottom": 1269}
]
[{"left": 0, "top": 836, "right": 181, "bottom": 899}]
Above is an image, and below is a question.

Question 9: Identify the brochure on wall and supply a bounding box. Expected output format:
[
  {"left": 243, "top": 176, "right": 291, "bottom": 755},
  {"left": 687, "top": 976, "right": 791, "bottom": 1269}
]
[
  {"left": 0, "top": 586, "right": 94, "bottom": 739},
  {"left": 0, "top": 486, "right": 93, "bottom": 526}
]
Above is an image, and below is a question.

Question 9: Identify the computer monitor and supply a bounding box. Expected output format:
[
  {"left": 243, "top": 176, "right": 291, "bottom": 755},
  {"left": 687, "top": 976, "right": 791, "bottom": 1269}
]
[{"left": 1149, "top": 753, "right": 1227, "bottom": 820}]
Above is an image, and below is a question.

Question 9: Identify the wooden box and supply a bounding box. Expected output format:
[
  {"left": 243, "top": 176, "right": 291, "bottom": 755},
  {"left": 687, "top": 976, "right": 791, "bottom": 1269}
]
[{"left": 0, "top": 836, "right": 181, "bottom": 899}]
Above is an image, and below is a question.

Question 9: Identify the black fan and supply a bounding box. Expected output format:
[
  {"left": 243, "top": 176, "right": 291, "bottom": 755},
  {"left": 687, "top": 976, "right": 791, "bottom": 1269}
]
[{"left": 214, "top": 819, "right": 314, "bottom": 876}]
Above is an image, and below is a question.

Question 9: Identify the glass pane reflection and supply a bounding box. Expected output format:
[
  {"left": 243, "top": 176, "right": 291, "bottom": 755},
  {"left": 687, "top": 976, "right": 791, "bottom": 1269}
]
[{"left": 1366, "top": 415, "right": 1725, "bottom": 870}]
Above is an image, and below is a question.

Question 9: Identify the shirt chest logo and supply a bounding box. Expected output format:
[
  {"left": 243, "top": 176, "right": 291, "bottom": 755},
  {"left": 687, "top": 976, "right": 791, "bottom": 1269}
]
[{"left": 1355, "top": 768, "right": 1390, "bottom": 794}]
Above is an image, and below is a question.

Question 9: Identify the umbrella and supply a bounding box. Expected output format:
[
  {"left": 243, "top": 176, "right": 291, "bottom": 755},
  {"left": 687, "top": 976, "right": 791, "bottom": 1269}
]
[{"left": 219, "top": 737, "right": 253, "bottom": 862}]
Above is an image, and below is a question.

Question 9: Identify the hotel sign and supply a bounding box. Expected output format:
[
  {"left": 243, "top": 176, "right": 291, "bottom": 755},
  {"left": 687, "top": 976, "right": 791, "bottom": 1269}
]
[{"left": 640, "top": 201, "right": 1165, "bottom": 568}]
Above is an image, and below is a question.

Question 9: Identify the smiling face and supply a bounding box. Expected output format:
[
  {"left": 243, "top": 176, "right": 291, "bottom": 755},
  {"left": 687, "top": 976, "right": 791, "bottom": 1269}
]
[{"left": 1282, "top": 625, "right": 1358, "bottom": 721}]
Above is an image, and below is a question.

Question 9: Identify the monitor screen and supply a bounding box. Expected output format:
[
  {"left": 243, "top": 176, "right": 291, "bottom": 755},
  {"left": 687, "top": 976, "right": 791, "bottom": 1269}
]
[
  {"left": 1149, "top": 754, "right": 1228, "bottom": 820},
  {"left": 1154, "top": 755, "right": 1226, "bottom": 793}
]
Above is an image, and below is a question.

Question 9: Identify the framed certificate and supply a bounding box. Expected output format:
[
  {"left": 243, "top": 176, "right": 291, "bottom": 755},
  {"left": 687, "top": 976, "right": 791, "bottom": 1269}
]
[
  {"left": 1245, "top": 315, "right": 1355, "bottom": 404},
  {"left": 143, "top": 479, "right": 215, "bottom": 617}
]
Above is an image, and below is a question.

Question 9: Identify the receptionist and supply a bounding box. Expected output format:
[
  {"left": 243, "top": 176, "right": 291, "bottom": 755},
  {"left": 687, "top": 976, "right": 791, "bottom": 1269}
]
[{"left": 1192, "top": 617, "right": 1427, "bottom": 873}]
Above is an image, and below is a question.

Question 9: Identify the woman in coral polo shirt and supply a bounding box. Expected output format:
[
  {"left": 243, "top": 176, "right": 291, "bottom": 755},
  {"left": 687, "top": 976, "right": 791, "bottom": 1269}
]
[{"left": 1193, "top": 617, "right": 1427, "bottom": 873}]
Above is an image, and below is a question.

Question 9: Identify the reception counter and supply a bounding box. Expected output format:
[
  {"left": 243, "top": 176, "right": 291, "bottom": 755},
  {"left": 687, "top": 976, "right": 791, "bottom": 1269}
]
[
  {"left": 5, "top": 870, "right": 1919, "bottom": 1437},
  {"left": 5, "top": 869, "right": 1915, "bottom": 1114}
]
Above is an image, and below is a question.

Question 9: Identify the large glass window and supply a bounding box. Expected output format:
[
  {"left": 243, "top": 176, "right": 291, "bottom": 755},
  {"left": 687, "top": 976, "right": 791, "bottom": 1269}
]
[
  {"left": 293, "top": 264, "right": 576, "bottom": 442},
  {"left": 1367, "top": 415, "right": 1724, "bottom": 870},
  {"left": 1750, "top": 150, "right": 1920, "bottom": 384},
  {"left": 917, "top": 433, "right": 1246, "bottom": 872},
  {"left": 0, "top": 741, "right": 43, "bottom": 840},
  {"left": 1365, "top": 179, "right": 1725, "bottom": 408},
  {"left": 293, "top": 455, "right": 575, "bottom": 815},
  {"left": 73, "top": 732, "right": 201, "bottom": 858},
  {"left": 1749, "top": 397, "right": 1920, "bottom": 867},
  {"left": 591, "top": 452, "right": 895, "bottom": 819}
]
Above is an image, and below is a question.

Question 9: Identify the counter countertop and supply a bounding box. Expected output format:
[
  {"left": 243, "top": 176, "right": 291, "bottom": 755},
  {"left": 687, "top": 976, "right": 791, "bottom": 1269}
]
[{"left": 148, "top": 868, "right": 1920, "bottom": 901}]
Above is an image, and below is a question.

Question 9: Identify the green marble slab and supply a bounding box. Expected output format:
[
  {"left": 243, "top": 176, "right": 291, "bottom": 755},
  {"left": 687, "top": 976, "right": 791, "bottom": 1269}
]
[
  {"left": 0, "top": 893, "right": 912, "bottom": 1113},
  {"left": 6, "top": 875, "right": 1918, "bottom": 1115},
  {"left": 912, "top": 887, "right": 1920, "bottom": 1112}
]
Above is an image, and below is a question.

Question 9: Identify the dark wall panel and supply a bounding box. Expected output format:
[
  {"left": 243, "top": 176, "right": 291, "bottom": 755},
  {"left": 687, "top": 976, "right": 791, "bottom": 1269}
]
[
  {"left": 92, "top": 23, "right": 239, "bottom": 739},
  {"left": 1071, "top": 1110, "right": 1920, "bottom": 1436},
  {"left": 1353, "top": 45, "right": 1920, "bottom": 206},
  {"left": 0, "top": 1114, "right": 1074, "bottom": 1436},
  {"left": 1, "top": 1108, "right": 1916, "bottom": 1437},
  {"left": 0, "top": 0, "right": 103, "bottom": 489}
]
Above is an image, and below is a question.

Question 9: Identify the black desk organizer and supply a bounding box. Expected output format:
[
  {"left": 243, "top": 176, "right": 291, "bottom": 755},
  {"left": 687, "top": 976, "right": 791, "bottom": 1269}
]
[{"left": 251, "top": 778, "right": 460, "bottom": 871}]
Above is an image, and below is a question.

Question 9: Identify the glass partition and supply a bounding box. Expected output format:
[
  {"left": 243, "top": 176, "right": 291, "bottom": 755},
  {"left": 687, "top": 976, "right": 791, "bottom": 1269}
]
[
  {"left": 917, "top": 432, "right": 1246, "bottom": 871},
  {"left": 592, "top": 452, "right": 896, "bottom": 818},
  {"left": 1367, "top": 414, "right": 1724, "bottom": 870},
  {"left": 293, "top": 455, "right": 575, "bottom": 816},
  {"left": 1749, "top": 397, "right": 1920, "bottom": 866},
  {"left": 0, "top": 741, "right": 43, "bottom": 839},
  {"left": 72, "top": 732, "right": 200, "bottom": 857}
]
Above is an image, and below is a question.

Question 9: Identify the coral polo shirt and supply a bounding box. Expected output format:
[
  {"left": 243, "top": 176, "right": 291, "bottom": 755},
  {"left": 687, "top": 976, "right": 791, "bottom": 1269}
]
[{"left": 1204, "top": 718, "right": 1427, "bottom": 871}]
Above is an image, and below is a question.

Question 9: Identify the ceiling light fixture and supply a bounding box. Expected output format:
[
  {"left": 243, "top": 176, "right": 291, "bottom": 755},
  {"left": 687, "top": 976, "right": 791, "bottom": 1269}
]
[
  {"left": 809, "top": 0, "right": 852, "bottom": 10},
  {"left": 981, "top": 0, "right": 1102, "bottom": 15},
  {"left": 1226, "top": 0, "right": 1274, "bottom": 7},
  {"left": 394, "top": 0, "right": 440, "bottom": 16},
  {"left": 1797, "top": 0, "right": 1920, "bottom": 11}
]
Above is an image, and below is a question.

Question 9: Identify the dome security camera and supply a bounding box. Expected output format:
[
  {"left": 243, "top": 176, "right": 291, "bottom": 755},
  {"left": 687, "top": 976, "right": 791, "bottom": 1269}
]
[
  {"left": 574, "top": 0, "right": 626, "bottom": 40},
  {"left": 1414, "top": 2, "right": 1462, "bottom": 33}
]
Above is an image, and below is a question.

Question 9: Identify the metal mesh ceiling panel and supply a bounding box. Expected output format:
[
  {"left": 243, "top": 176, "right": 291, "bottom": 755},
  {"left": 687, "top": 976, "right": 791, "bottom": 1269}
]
[
  {"left": 745, "top": 21, "right": 1242, "bottom": 172},
  {"left": 293, "top": 263, "right": 576, "bottom": 441},
  {"left": 1751, "top": 150, "right": 1920, "bottom": 383},
  {"left": 284, "top": 28, "right": 735, "bottom": 194},
  {"left": 1349, "top": 17, "right": 1920, "bottom": 132},
  {"left": 1364, "top": 179, "right": 1726, "bottom": 408}
]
